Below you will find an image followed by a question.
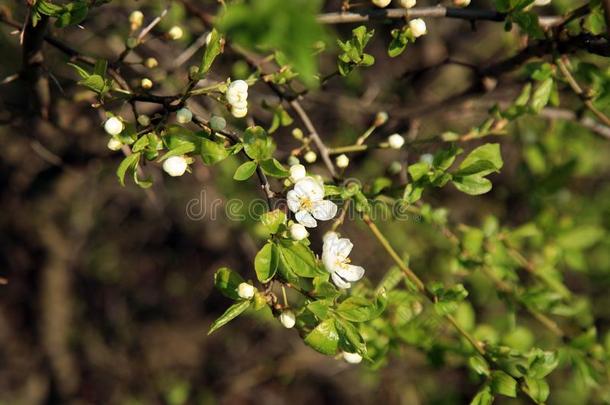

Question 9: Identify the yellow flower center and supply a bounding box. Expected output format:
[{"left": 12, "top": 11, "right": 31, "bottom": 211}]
[{"left": 300, "top": 197, "right": 313, "bottom": 211}]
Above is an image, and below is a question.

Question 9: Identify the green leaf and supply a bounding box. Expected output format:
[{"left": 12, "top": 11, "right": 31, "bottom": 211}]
[
  {"left": 528, "top": 350, "right": 559, "bottom": 379},
  {"left": 260, "top": 158, "right": 289, "bottom": 177},
  {"left": 200, "top": 28, "right": 222, "bottom": 76},
  {"left": 254, "top": 242, "right": 279, "bottom": 283},
  {"left": 208, "top": 300, "right": 251, "bottom": 335},
  {"left": 408, "top": 162, "right": 430, "bottom": 181},
  {"left": 233, "top": 161, "right": 258, "bottom": 181},
  {"left": 458, "top": 144, "right": 504, "bottom": 175},
  {"left": 336, "top": 318, "right": 367, "bottom": 355},
  {"left": 132, "top": 136, "right": 150, "bottom": 153},
  {"left": 469, "top": 356, "right": 491, "bottom": 376},
  {"left": 116, "top": 153, "right": 140, "bottom": 186},
  {"left": 218, "top": 0, "right": 326, "bottom": 87},
  {"left": 304, "top": 318, "right": 339, "bottom": 355},
  {"left": 556, "top": 226, "right": 605, "bottom": 250},
  {"left": 530, "top": 78, "right": 553, "bottom": 113},
  {"left": 278, "top": 241, "right": 323, "bottom": 278},
  {"left": 55, "top": 0, "right": 88, "bottom": 28},
  {"left": 336, "top": 293, "right": 387, "bottom": 322},
  {"left": 214, "top": 267, "right": 245, "bottom": 300},
  {"left": 522, "top": 377, "right": 549, "bottom": 404},
  {"left": 159, "top": 142, "right": 196, "bottom": 162},
  {"left": 511, "top": 11, "right": 544, "bottom": 39},
  {"left": 260, "top": 209, "right": 286, "bottom": 234},
  {"left": 490, "top": 371, "right": 517, "bottom": 398},
  {"left": 470, "top": 386, "right": 494, "bottom": 405},
  {"left": 243, "top": 126, "right": 275, "bottom": 161},
  {"left": 68, "top": 62, "right": 90, "bottom": 79},
  {"left": 452, "top": 175, "right": 493, "bottom": 195},
  {"left": 200, "top": 138, "right": 229, "bottom": 165},
  {"left": 80, "top": 74, "right": 106, "bottom": 94}
]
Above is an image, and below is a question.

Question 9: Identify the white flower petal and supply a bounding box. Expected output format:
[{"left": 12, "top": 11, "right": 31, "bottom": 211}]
[
  {"left": 295, "top": 210, "right": 317, "bottom": 228},
  {"left": 312, "top": 200, "right": 338, "bottom": 221},
  {"left": 323, "top": 232, "right": 339, "bottom": 243},
  {"left": 336, "top": 264, "right": 365, "bottom": 282},
  {"left": 331, "top": 272, "right": 351, "bottom": 289},
  {"left": 294, "top": 177, "right": 324, "bottom": 201},
  {"left": 287, "top": 190, "right": 301, "bottom": 213},
  {"left": 333, "top": 238, "right": 354, "bottom": 261}
]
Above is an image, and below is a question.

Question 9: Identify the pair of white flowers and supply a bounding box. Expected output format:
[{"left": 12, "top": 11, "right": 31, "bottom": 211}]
[
  {"left": 226, "top": 80, "right": 249, "bottom": 118},
  {"left": 287, "top": 165, "right": 365, "bottom": 289}
]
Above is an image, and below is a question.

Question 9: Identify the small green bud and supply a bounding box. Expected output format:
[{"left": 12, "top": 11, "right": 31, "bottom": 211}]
[{"left": 210, "top": 116, "right": 226, "bottom": 131}]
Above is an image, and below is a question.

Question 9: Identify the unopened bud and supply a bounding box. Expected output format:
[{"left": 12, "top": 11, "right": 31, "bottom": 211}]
[
  {"left": 137, "top": 114, "right": 150, "bottom": 126},
  {"left": 237, "top": 282, "right": 256, "bottom": 299},
  {"left": 176, "top": 108, "right": 193, "bottom": 124},
  {"left": 144, "top": 57, "right": 158, "bottom": 69},
  {"left": 279, "top": 310, "right": 296, "bottom": 328},
  {"left": 289, "top": 223, "right": 309, "bottom": 241},
  {"left": 374, "top": 111, "right": 389, "bottom": 127},
  {"left": 388, "top": 133, "right": 405, "bottom": 149},
  {"left": 292, "top": 128, "right": 304, "bottom": 140},
  {"left": 210, "top": 116, "right": 226, "bottom": 131},
  {"left": 107, "top": 138, "right": 123, "bottom": 151},
  {"left": 141, "top": 78, "right": 153, "bottom": 89},
  {"left": 129, "top": 10, "right": 144, "bottom": 30},
  {"left": 371, "top": 0, "right": 391, "bottom": 7},
  {"left": 168, "top": 26, "right": 184, "bottom": 40},
  {"left": 289, "top": 164, "right": 307, "bottom": 183},
  {"left": 104, "top": 116, "right": 124, "bottom": 136},
  {"left": 342, "top": 351, "right": 363, "bottom": 364},
  {"left": 336, "top": 154, "right": 349, "bottom": 168},
  {"left": 304, "top": 151, "right": 317, "bottom": 163}
]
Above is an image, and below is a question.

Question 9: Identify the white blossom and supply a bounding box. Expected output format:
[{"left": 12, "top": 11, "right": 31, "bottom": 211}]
[
  {"left": 237, "top": 282, "right": 256, "bottom": 299},
  {"left": 342, "top": 351, "right": 363, "bottom": 364},
  {"left": 226, "top": 80, "right": 248, "bottom": 118},
  {"left": 289, "top": 164, "right": 307, "bottom": 183},
  {"left": 107, "top": 138, "right": 122, "bottom": 151},
  {"left": 336, "top": 154, "right": 349, "bottom": 168},
  {"left": 279, "top": 310, "right": 296, "bottom": 328},
  {"left": 409, "top": 18, "right": 427, "bottom": 38},
  {"left": 289, "top": 223, "right": 309, "bottom": 241},
  {"left": 388, "top": 133, "right": 405, "bottom": 149},
  {"left": 287, "top": 177, "right": 337, "bottom": 228},
  {"left": 144, "top": 57, "right": 158, "bottom": 69},
  {"left": 231, "top": 106, "right": 248, "bottom": 118},
  {"left": 371, "top": 0, "right": 391, "bottom": 7},
  {"left": 176, "top": 108, "right": 193, "bottom": 124},
  {"left": 163, "top": 156, "right": 188, "bottom": 177},
  {"left": 322, "top": 232, "right": 365, "bottom": 289},
  {"left": 104, "top": 117, "right": 124, "bottom": 136},
  {"left": 399, "top": 0, "right": 416, "bottom": 8}
]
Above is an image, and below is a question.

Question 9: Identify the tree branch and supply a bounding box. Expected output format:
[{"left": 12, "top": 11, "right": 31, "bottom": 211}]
[{"left": 317, "top": 6, "right": 563, "bottom": 28}]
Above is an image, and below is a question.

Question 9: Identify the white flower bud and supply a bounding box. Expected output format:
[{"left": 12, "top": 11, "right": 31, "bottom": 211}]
[
  {"left": 289, "top": 164, "right": 307, "bottom": 183},
  {"left": 141, "top": 78, "right": 153, "bottom": 89},
  {"left": 304, "top": 151, "right": 317, "bottom": 163},
  {"left": 292, "top": 128, "right": 304, "bottom": 140},
  {"left": 453, "top": 0, "right": 471, "bottom": 6},
  {"left": 228, "top": 79, "right": 249, "bottom": 95},
  {"left": 388, "top": 161, "right": 402, "bottom": 175},
  {"left": 176, "top": 108, "right": 193, "bottom": 124},
  {"left": 388, "top": 133, "right": 405, "bottom": 149},
  {"left": 409, "top": 18, "right": 427, "bottom": 38},
  {"left": 163, "top": 156, "right": 188, "bottom": 177},
  {"left": 371, "top": 0, "right": 391, "bottom": 7},
  {"left": 168, "top": 26, "right": 184, "bottom": 40},
  {"left": 287, "top": 156, "right": 300, "bottom": 166},
  {"left": 137, "top": 114, "right": 150, "bottom": 127},
  {"left": 336, "top": 154, "right": 349, "bottom": 168},
  {"left": 534, "top": 0, "right": 551, "bottom": 5},
  {"left": 231, "top": 106, "right": 248, "bottom": 118},
  {"left": 279, "top": 310, "right": 296, "bottom": 328},
  {"left": 342, "top": 351, "right": 363, "bottom": 364},
  {"left": 129, "top": 10, "right": 144, "bottom": 30},
  {"left": 144, "top": 57, "right": 158, "bottom": 69},
  {"left": 374, "top": 111, "right": 389, "bottom": 127},
  {"left": 107, "top": 138, "right": 122, "bottom": 151},
  {"left": 399, "top": 0, "right": 416, "bottom": 8},
  {"left": 104, "top": 117, "right": 124, "bottom": 136},
  {"left": 290, "top": 223, "right": 309, "bottom": 241},
  {"left": 237, "top": 282, "right": 256, "bottom": 299},
  {"left": 323, "top": 231, "right": 339, "bottom": 243},
  {"left": 420, "top": 153, "right": 434, "bottom": 165}
]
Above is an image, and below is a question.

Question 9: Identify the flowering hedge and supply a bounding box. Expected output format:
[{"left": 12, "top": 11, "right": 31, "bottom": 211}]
[{"left": 4, "top": 0, "right": 610, "bottom": 403}]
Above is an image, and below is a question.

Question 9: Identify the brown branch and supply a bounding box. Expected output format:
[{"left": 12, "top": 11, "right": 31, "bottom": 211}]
[
  {"left": 556, "top": 56, "right": 610, "bottom": 128},
  {"left": 317, "top": 6, "right": 563, "bottom": 28}
]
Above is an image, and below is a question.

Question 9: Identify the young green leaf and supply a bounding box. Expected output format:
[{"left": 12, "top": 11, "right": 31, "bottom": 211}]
[
  {"left": 214, "top": 267, "right": 245, "bottom": 300},
  {"left": 259, "top": 158, "right": 289, "bottom": 177},
  {"left": 200, "top": 138, "right": 229, "bottom": 165},
  {"left": 208, "top": 300, "right": 251, "bottom": 335},
  {"left": 490, "top": 371, "right": 517, "bottom": 398},
  {"left": 260, "top": 209, "right": 286, "bottom": 234},
  {"left": 304, "top": 318, "right": 339, "bottom": 355},
  {"left": 254, "top": 242, "right": 279, "bottom": 283},
  {"left": 233, "top": 161, "right": 258, "bottom": 181},
  {"left": 200, "top": 28, "right": 222, "bottom": 76},
  {"left": 116, "top": 153, "right": 140, "bottom": 186}
]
